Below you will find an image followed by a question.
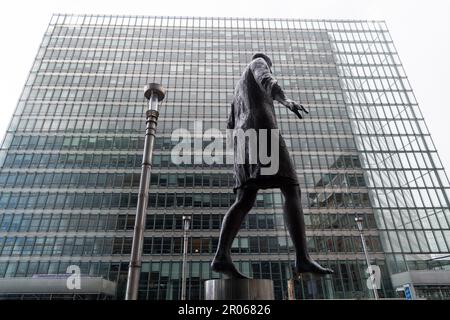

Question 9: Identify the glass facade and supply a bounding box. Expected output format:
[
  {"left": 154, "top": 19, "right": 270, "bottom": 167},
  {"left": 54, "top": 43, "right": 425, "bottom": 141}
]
[{"left": 0, "top": 14, "right": 449, "bottom": 300}]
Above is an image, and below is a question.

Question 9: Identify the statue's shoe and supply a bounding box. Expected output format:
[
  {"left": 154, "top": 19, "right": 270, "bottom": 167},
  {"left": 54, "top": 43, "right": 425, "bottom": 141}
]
[
  {"left": 211, "top": 258, "right": 251, "bottom": 279},
  {"left": 293, "top": 259, "right": 334, "bottom": 276}
]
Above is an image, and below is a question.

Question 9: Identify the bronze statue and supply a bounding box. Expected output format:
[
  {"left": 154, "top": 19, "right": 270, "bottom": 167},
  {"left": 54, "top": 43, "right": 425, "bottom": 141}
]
[{"left": 211, "top": 53, "right": 333, "bottom": 278}]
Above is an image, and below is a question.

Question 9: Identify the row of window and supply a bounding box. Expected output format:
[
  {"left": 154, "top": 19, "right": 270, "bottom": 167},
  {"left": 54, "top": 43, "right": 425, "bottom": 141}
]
[
  {"left": 0, "top": 212, "right": 376, "bottom": 232},
  {"left": 18, "top": 98, "right": 348, "bottom": 119},
  {"left": 355, "top": 134, "right": 432, "bottom": 152},
  {"left": 30, "top": 75, "right": 341, "bottom": 91},
  {"left": 353, "top": 119, "right": 422, "bottom": 136},
  {"left": 377, "top": 208, "right": 450, "bottom": 231},
  {"left": 15, "top": 117, "right": 144, "bottom": 133},
  {"left": 32, "top": 80, "right": 343, "bottom": 98},
  {"left": 50, "top": 25, "right": 335, "bottom": 42},
  {"left": 0, "top": 234, "right": 383, "bottom": 257},
  {"left": 381, "top": 229, "right": 450, "bottom": 253},
  {"left": 0, "top": 213, "right": 218, "bottom": 232},
  {"left": 34, "top": 61, "right": 339, "bottom": 79},
  {"left": 32, "top": 77, "right": 334, "bottom": 95},
  {"left": 1, "top": 152, "right": 362, "bottom": 170},
  {"left": 7, "top": 134, "right": 357, "bottom": 152},
  {"left": 0, "top": 171, "right": 366, "bottom": 190},
  {"left": 20, "top": 91, "right": 345, "bottom": 112},
  {"left": 39, "top": 50, "right": 336, "bottom": 68},
  {"left": 0, "top": 191, "right": 371, "bottom": 210},
  {"left": 50, "top": 18, "right": 387, "bottom": 36},
  {"left": 13, "top": 116, "right": 353, "bottom": 136},
  {"left": 25, "top": 85, "right": 344, "bottom": 104},
  {"left": 0, "top": 191, "right": 236, "bottom": 210},
  {"left": 358, "top": 147, "right": 436, "bottom": 170},
  {"left": 365, "top": 169, "right": 446, "bottom": 189},
  {"left": 46, "top": 37, "right": 338, "bottom": 59},
  {"left": 348, "top": 105, "right": 419, "bottom": 122},
  {"left": 2, "top": 152, "right": 140, "bottom": 169},
  {"left": 308, "top": 191, "right": 370, "bottom": 208},
  {"left": 21, "top": 102, "right": 144, "bottom": 117},
  {"left": 9, "top": 116, "right": 352, "bottom": 136},
  {"left": 371, "top": 187, "right": 448, "bottom": 209},
  {"left": 334, "top": 41, "right": 392, "bottom": 55},
  {"left": 335, "top": 53, "right": 400, "bottom": 70},
  {"left": 43, "top": 49, "right": 336, "bottom": 67},
  {"left": 9, "top": 134, "right": 143, "bottom": 151},
  {"left": 0, "top": 171, "right": 230, "bottom": 189},
  {"left": 18, "top": 102, "right": 349, "bottom": 119},
  {"left": 60, "top": 33, "right": 300, "bottom": 50}
]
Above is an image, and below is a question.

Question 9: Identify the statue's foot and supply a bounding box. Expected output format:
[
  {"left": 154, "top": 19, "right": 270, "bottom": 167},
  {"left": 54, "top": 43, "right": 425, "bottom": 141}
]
[
  {"left": 294, "top": 257, "right": 334, "bottom": 276},
  {"left": 211, "top": 256, "right": 250, "bottom": 279}
]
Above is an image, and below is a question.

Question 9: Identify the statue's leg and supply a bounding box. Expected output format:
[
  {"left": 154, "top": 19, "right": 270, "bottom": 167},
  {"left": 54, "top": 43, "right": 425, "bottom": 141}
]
[
  {"left": 280, "top": 185, "right": 333, "bottom": 275},
  {"left": 211, "top": 187, "right": 258, "bottom": 279}
]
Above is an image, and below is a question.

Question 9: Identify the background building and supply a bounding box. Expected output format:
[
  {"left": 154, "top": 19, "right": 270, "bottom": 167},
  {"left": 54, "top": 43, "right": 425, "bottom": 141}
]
[{"left": 0, "top": 14, "right": 449, "bottom": 300}]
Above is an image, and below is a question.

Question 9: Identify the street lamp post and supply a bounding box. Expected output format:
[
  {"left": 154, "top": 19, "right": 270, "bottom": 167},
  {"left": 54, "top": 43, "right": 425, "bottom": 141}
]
[
  {"left": 125, "top": 83, "right": 166, "bottom": 300},
  {"left": 355, "top": 216, "right": 379, "bottom": 300},
  {"left": 181, "top": 215, "right": 191, "bottom": 300}
]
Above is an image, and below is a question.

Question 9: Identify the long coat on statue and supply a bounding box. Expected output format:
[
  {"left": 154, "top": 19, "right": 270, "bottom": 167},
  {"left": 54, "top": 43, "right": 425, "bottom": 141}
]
[{"left": 227, "top": 57, "right": 299, "bottom": 192}]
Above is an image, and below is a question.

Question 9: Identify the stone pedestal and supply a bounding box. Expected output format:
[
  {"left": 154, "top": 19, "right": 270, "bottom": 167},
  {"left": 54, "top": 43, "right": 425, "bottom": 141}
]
[{"left": 204, "top": 279, "right": 274, "bottom": 300}]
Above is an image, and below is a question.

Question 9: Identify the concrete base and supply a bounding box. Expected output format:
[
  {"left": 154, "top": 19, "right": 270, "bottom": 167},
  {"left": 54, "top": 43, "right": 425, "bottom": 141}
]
[{"left": 204, "top": 279, "right": 274, "bottom": 300}]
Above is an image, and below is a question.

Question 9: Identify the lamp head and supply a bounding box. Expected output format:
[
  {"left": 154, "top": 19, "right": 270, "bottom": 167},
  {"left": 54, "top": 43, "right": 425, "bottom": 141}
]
[
  {"left": 355, "top": 216, "right": 364, "bottom": 231},
  {"left": 144, "top": 83, "right": 166, "bottom": 101}
]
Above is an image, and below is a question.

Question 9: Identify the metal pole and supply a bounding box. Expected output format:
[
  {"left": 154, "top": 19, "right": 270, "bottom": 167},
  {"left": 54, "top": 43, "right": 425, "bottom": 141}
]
[
  {"left": 355, "top": 217, "right": 379, "bottom": 300},
  {"left": 181, "top": 215, "right": 191, "bottom": 300},
  {"left": 125, "top": 83, "right": 166, "bottom": 300}
]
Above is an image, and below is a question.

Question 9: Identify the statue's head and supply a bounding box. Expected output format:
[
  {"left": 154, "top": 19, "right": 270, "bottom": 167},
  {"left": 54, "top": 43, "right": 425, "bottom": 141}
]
[{"left": 252, "top": 53, "right": 272, "bottom": 68}]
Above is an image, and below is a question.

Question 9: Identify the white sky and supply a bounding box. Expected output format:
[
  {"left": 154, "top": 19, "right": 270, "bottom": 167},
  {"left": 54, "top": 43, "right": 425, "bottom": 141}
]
[{"left": 0, "top": 0, "right": 449, "bottom": 177}]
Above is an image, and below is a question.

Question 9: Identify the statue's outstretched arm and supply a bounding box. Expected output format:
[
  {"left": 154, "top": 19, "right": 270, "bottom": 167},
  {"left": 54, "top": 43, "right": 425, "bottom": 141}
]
[
  {"left": 272, "top": 86, "right": 309, "bottom": 120},
  {"left": 250, "top": 57, "right": 308, "bottom": 119}
]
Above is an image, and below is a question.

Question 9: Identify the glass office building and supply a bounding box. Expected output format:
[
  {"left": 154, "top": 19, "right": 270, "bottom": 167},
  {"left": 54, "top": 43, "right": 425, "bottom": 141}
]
[{"left": 0, "top": 14, "right": 449, "bottom": 300}]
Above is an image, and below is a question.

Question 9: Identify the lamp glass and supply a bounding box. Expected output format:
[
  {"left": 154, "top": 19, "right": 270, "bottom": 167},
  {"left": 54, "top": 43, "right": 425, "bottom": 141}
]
[{"left": 355, "top": 217, "right": 363, "bottom": 231}]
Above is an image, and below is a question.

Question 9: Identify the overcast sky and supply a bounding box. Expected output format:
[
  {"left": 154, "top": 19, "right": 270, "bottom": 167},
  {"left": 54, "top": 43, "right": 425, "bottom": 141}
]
[{"left": 0, "top": 0, "right": 449, "bottom": 178}]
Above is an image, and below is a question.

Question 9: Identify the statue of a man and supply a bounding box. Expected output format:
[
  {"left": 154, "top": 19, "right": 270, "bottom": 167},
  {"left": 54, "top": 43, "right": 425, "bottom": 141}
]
[{"left": 211, "top": 53, "right": 333, "bottom": 278}]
